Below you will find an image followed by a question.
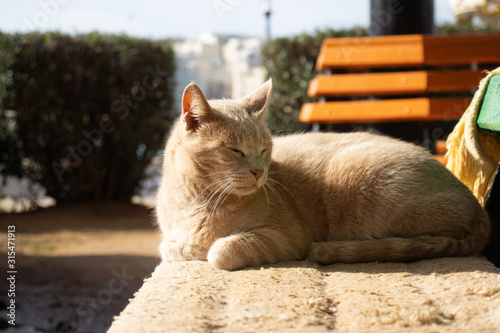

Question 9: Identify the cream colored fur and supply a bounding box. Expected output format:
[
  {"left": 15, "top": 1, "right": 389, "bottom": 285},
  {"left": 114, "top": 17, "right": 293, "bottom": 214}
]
[{"left": 156, "top": 80, "right": 491, "bottom": 271}]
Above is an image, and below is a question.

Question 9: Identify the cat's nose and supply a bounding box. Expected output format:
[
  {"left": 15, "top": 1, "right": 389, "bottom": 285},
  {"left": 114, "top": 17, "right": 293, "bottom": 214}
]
[{"left": 251, "top": 169, "right": 263, "bottom": 181}]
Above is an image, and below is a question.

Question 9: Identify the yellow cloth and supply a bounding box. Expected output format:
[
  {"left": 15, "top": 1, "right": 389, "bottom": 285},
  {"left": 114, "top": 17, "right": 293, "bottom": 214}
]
[{"left": 446, "top": 67, "right": 500, "bottom": 207}]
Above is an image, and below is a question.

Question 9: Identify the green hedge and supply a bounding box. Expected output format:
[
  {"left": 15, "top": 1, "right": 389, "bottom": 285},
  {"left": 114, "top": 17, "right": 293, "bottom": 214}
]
[
  {"left": 262, "top": 24, "right": 500, "bottom": 133},
  {"left": 0, "top": 33, "right": 24, "bottom": 179},
  {"left": 1, "top": 32, "right": 175, "bottom": 204},
  {"left": 436, "top": 22, "right": 500, "bottom": 34}
]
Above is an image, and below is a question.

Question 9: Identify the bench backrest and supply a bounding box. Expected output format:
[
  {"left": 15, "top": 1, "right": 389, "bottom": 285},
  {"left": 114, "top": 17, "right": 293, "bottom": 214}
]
[{"left": 300, "top": 33, "right": 500, "bottom": 125}]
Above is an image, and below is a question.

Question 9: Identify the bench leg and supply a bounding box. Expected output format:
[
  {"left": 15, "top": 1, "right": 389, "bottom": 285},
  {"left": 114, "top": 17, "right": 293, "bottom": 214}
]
[{"left": 483, "top": 159, "right": 500, "bottom": 267}]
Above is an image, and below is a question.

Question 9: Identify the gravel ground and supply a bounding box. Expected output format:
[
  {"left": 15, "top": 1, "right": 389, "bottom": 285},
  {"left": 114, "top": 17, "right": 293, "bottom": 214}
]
[{"left": 0, "top": 203, "right": 159, "bottom": 333}]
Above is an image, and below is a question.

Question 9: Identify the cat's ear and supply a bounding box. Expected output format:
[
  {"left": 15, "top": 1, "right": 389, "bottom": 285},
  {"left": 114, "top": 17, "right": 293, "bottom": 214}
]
[
  {"left": 181, "top": 83, "right": 212, "bottom": 131},
  {"left": 239, "top": 79, "right": 272, "bottom": 119}
]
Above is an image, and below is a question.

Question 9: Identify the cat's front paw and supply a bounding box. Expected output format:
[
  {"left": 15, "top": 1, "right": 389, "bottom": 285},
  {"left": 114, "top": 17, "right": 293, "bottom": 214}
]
[
  {"left": 207, "top": 235, "right": 248, "bottom": 271},
  {"left": 160, "top": 240, "right": 206, "bottom": 262}
]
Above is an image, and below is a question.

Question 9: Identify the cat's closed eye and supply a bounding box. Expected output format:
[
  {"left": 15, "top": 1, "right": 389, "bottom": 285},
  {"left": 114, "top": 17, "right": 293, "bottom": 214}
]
[{"left": 231, "top": 148, "right": 245, "bottom": 157}]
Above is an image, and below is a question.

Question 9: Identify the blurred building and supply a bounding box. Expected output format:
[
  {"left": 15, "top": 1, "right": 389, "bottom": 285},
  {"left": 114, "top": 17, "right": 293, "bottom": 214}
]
[
  {"left": 449, "top": 0, "right": 500, "bottom": 26},
  {"left": 225, "top": 37, "right": 267, "bottom": 99},
  {"left": 172, "top": 32, "right": 266, "bottom": 110}
]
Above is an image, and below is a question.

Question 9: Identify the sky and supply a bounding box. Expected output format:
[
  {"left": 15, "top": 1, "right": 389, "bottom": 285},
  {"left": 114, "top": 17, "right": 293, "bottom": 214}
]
[{"left": 0, "top": 0, "right": 456, "bottom": 40}]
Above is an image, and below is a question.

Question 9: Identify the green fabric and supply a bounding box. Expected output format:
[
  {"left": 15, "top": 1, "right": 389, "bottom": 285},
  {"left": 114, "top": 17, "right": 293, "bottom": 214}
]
[{"left": 477, "top": 74, "right": 500, "bottom": 135}]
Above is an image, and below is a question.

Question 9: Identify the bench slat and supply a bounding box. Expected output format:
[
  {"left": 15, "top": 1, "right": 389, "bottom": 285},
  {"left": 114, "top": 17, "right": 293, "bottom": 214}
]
[
  {"left": 316, "top": 34, "right": 500, "bottom": 71},
  {"left": 433, "top": 154, "right": 448, "bottom": 165},
  {"left": 299, "top": 98, "right": 471, "bottom": 124},
  {"left": 435, "top": 140, "right": 448, "bottom": 154},
  {"left": 308, "top": 70, "right": 484, "bottom": 97},
  {"left": 424, "top": 35, "right": 500, "bottom": 66}
]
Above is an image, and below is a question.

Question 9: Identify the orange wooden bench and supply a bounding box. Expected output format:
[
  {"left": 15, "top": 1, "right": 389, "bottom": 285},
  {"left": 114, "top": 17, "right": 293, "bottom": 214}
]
[
  {"left": 300, "top": 34, "right": 500, "bottom": 156},
  {"left": 433, "top": 140, "right": 448, "bottom": 165}
]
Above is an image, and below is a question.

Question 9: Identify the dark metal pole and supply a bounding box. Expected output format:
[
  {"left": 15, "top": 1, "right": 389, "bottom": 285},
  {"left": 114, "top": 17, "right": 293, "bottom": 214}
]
[
  {"left": 369, "top": 0, "right": 436, "bottom": 150},
  {"left": 263, "top": 0, "right": 271, "bottom": 39},
  {"left": 265, "top": 11, "right": 271, "bottom": 39},
  {"left": 370, "top": 0, "right": 435, "bottom": 36}
]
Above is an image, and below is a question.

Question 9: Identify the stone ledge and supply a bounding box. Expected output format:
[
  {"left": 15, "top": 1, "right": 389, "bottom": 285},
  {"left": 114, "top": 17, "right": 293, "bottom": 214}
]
[{"left": 108, "top": 256, "right": 500, "bottom": 332}]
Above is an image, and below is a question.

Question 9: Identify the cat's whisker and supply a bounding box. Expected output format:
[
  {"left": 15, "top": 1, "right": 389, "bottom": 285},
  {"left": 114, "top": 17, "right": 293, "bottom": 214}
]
[
  {"left": 265, "top": 182, "right": 287, "bottom": 209},
  {"left": 262, "top": 185, "right": 270, "bottom": 217},
  {"left": 271, "top": 128, "right": 297, "bottom": 136},
  {"left": 203, "top": 176, "right": 232, "bottom": 189},
  {"left": 217, "top": 187, "right": 235, "bottom": 214},
  {"left": 210, "top": 183, "right": 235, "bottom": 216},
  {"left": 197, "top": 177, "right": 233, "bottom": 202},
  {"left": 200, "top": 176, "right": 234, "bottom": 207},
  {"left": 265, "top": 180, "right": 285, "bottom": 203},
  {"left": 205, "top": 180, "right": 232, "bottom": 209},
  {"left": 211, "top": 182, "right": 231, "bottom": 209},
  {"left": 267, "top": 178, "right": 298, "bottom": 203},
  {"left": 197, "top": 181, "right": 229, "bottom": 212},
  {"left": 201, "top": 171, "right": 229, "bottom": 179}
]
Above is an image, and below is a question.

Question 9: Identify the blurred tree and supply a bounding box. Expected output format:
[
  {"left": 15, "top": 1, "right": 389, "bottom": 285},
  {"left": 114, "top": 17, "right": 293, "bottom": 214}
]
[
  {"left": 0, "top": 33, "right": 24, "bottom": 179},
  {"left": 2, "top": 32, "right": 176, "bottom": 204}
]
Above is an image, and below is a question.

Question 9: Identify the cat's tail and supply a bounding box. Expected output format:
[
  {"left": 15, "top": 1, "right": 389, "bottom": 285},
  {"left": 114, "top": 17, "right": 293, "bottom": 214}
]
[{"left": 307, "top": 211, "right": 491, "bottom": 264}]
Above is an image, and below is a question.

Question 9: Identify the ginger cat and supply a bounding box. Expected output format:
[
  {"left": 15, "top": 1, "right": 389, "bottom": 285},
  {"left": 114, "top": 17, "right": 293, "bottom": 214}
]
[{"left": 156, "top": 80, "right": 491, "bottom": 271}]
